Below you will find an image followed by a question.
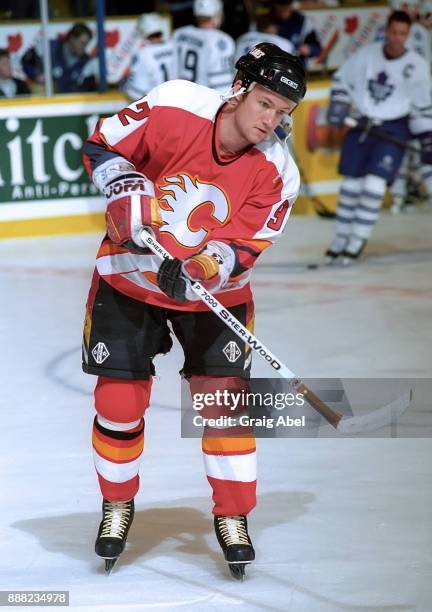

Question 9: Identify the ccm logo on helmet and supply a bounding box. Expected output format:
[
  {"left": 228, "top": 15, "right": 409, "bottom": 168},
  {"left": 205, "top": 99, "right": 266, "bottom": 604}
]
[{"left": 280, "top": 76, "right": 299, "bottom": 90}]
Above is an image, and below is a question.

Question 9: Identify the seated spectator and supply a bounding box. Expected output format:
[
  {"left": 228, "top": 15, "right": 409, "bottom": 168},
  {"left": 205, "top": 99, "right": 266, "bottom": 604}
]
[
  {"left": 271, "top": 0, "right": 322, "bottom": 62},
  {"left": 235, "top": 14, "right": 296, "bottom": 61},
  {"left": 0, "top": 48, "right": 30, "bottom": 97},
  {"left": 21, "top": 23, "right": 98, "bottom": 94}
]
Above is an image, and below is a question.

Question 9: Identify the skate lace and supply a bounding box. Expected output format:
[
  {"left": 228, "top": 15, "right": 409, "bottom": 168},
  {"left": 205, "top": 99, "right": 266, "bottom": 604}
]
[
  {"left": 100, "top": 501, "right": 132, "bottom": 539},
  {"left": 217, "top": 516, "right": 249, "bottom": 546}
]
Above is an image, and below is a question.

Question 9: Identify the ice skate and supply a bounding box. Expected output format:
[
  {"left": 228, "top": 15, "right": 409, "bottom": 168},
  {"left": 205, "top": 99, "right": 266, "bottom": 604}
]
[
  {"left": 340, "top": 236, "right": 367, "bottom": 265},
  {"left": 324, "top": 234, "right": 349, "bottom": 265},
  {"left": 214, "top": 515, "right": 255, "bottom": 581},
  {"left": 95, "top": 498, "right": 134, "bottom": 574},
  {"left": 390, "top": 195, "right": 404, "bottom": 214}
]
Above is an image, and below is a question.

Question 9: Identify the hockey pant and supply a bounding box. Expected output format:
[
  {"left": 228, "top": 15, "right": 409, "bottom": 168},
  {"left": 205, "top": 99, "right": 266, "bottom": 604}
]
[
  {"left": 334, "top": 174, "right": 387, "bottom": 241},
  {"left": 92, "top": 375, "right": 256, "bottom": 516}
]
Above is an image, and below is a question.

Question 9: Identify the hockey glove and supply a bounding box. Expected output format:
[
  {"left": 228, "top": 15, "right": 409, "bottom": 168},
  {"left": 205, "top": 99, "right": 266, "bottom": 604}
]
[
  {"left": 327, "top": 100, "right": 350, "bottom": 128},
  {"left": 157, "top": 241, "right": 236, "bottom": 303},
  {"left": 418, "top": 132, "right": 432, "bottom": 164},
  {"left": 104, "top": 172, "right": 163, "bottom": 252}
]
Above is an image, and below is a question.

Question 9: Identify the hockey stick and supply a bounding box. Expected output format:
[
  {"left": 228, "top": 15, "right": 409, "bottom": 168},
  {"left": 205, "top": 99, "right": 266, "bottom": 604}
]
[
  {"left": 140, "top": 230, "right": 412, "bottom": 434},
  {"left": 298, "top": 163, "right": 336, "bottom": 219},
  {"left": 345, "top": 117, "right": 422, "bottom": 155},
  {"left": 287, "top": 139, "right": 335, "bottom": 219}
]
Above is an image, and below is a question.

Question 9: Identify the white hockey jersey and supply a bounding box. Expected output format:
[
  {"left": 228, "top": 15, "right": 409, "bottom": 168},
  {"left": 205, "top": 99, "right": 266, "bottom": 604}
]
[
  {"left": 123, "top": 40, "right": 178, "bottom": 100},
  {"left": 331, "top": 42, "right": 432, "bottom": 132},
  {"left": 235, "top": 31, "right": 295, "bottom": 62},
  {"left": 173, "top": 25, "right": 235, "bottom": 92}
]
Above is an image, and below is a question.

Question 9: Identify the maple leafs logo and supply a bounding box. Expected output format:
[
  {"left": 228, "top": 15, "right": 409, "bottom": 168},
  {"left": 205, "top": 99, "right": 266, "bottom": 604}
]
[{"left": 367, "top": 71, "right": 394, "bottom": 103}]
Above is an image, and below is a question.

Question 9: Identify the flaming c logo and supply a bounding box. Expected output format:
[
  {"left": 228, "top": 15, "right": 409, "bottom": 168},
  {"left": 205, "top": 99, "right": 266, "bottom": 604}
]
[{"left": 158, "top": 173, "right": 230, "bottom": 249}]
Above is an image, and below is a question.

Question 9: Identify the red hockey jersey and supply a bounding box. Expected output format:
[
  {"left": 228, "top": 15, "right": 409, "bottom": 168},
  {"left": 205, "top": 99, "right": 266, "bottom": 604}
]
[{"left": 84, "top": 79, "right": 300, "bottom": 311}]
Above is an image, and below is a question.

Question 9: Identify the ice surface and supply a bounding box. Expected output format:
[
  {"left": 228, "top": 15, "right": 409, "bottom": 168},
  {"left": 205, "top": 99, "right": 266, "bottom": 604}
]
[{"left": 1, "top": 213, "right": 431, "bottom": 610}]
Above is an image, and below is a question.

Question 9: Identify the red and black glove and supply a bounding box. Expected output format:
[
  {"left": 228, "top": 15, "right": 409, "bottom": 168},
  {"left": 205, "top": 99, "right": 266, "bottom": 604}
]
[
  {"left": 104, "top": 172, "right": 163, "bottom": 252},
  {"left": 157, "top": 241, "right": 236, "bottom": 303}
]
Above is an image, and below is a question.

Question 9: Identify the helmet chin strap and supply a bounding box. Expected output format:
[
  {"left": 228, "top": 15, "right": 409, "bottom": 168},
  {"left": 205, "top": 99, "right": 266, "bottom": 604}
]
[
  {"left": 221, "top": 79, "right": 260, "bottom": 101},
  {"left": 220, "top": 85, "right": 247, "bottom": 102}
]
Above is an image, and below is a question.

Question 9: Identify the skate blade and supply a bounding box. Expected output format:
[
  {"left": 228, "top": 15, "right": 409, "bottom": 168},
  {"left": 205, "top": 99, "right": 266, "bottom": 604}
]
[
  {"left": 104, "top": 557, "right": 118, "bottom": 575},
  {"left": 228, "top": 560, "right": 253, "bottom": 581}
]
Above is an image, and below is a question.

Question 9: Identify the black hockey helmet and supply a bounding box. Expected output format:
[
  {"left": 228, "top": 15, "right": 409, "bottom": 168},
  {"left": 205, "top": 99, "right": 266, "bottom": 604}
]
[{"left": 234, "top": 42, "right": 307, "bottom": 105}]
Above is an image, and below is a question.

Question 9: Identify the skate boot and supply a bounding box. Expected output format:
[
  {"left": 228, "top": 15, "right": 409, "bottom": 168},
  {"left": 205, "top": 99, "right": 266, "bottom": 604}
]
[
  {"left": 390, "top": 195, "right": 404, "bottom": 214},
  {"left": 340, "top": 236, "right": 367, "bottom": 265},
  {"left": 324, "top": 234, "right": 349, "bottom": 264},
  {"left": 95, "top": 498, "right": 134, "bottom": 574},
  {"left": 214, "top": 515, "right": 255, "bottom": 581}
]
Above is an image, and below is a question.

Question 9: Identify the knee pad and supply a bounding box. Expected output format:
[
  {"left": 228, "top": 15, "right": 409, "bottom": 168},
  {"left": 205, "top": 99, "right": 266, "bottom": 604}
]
[
  {"left": 363, "top": 174, "right": 387, "bottom": 198},
  {"left": 189, "top": 375, "right": 249, "bottom": 419},
  {"left": 94, "top": 376, "right": 152, "bottom": 424},
  {"left": 341, "top": 176, "right": 363, "bottom": 196}
]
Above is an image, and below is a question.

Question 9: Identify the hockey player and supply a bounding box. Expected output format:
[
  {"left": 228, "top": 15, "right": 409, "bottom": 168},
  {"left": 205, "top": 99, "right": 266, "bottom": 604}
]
[
  {"left": 82, "top": 43, "right": 306, "bottom": 579},
  {"left": 122, "top": 13, "right": 177, "bottom": 101},
  {"left": 173, "top": 0, "right": 235, "bottom": 92},
  {"left": 374, "top": 1, "right": 432, "bottom": 212},
  {"left": 235, "top": 14, "right": 296, "bottom": 62},
  {"left": 387, "top": 0, "right": 432, "bottom": 212},
  {"left": 325, "top": 10, "right": 432, "bottom": 263}
]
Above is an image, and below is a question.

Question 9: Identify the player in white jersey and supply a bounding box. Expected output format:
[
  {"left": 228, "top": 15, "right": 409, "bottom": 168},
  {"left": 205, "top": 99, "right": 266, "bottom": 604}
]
[
  {"left": 173, "top": 0, "right": 235, "bottom": 92},
  {"left": 325, "top": 10, "right": 432, "bottom": 263},
  {"left": 235, "top": 14, "right": 296, "bottom": 62},
  {"left": 122, "top": 13, "right": 177, "bottom": 101},
  {"left": 387, "top": 0, "right": 432, "bottom": 211}
]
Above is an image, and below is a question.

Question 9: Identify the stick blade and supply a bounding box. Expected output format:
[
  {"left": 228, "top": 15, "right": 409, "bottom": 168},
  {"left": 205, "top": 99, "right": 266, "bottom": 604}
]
[{"left": 336, "top": 389, "right": 413, "bottom": 435}]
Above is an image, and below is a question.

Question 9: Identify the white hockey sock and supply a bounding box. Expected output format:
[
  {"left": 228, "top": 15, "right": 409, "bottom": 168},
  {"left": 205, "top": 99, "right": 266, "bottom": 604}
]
[
  {"left": 351, "top": 174, "right": 386, "bottom": 240},
  {"left": 389, "top": 150, "right": 409, "bottom": 200},
  {"left": 334, "top": 177, "right": 363, "bottom": 236},
  {"left": 420, "top": 165, "right": 432, "bottom": 201},
  {"left": 93, "top": 414, "right": 144, "bottom": 490}
]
